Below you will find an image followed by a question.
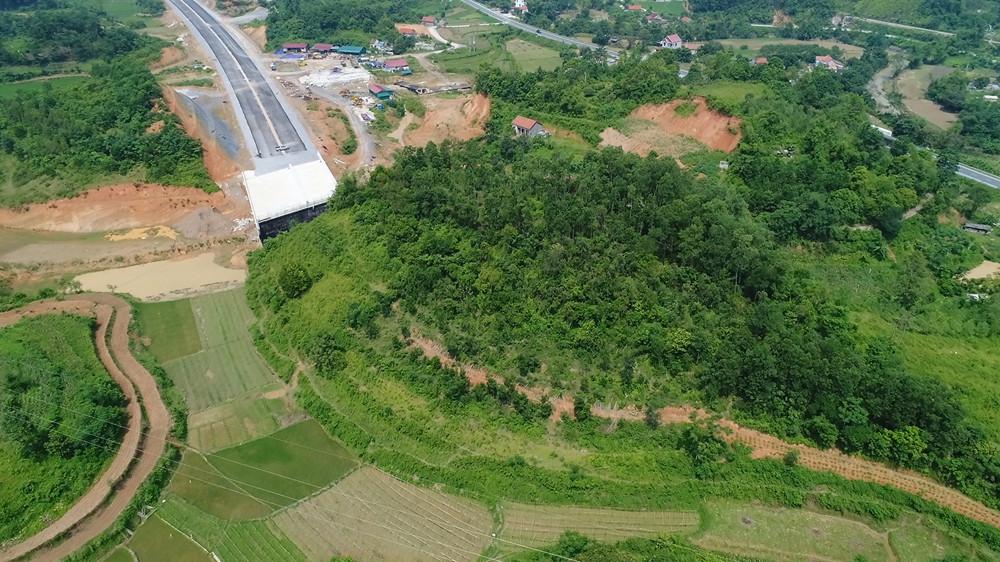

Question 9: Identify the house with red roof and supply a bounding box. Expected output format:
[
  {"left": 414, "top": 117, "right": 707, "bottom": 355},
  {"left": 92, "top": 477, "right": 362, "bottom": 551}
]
[
  {"left": 751, "top": 57, "right": 768, "bottom": 65},
  {"left": 399, "top": 28, "right": 416, "bottom": 36},
  {"left": 627, "top": 4, "right": 643, "bottom": 10},
  {"left": 312, "top": 43, "right": 334, "bottom": 53},
  {"left": 680, "top": 16, "right": 691, "bottom": 22},
  {"left": 814, "top": 54, "right": 844, "bottom": 71},
  {"left": 421, "top": 15, "right": 437, "bottom": 24},
  {"left": 659, "top": 34, "right": 682, "bottom": 49},
  {"left": 385, "top": 59, "right": 410, "bottom": 72},
  {"left": 512, "top": 115, "right": 543, "bottom": 137}
]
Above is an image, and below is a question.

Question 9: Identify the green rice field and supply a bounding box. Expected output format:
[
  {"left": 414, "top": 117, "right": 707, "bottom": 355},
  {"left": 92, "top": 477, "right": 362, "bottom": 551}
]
[
  {"left": 135, "top": 299, "right": 202, "bottom": 363},
  {"left": 186, "top": 385, "right": 301, "bottom": 452},
  {"left": 128, "top": 515, "right": 215, "bottom": 562},
  {"left": 163, "top": 289, "right": 278, "bottom": 412},
  {"left": 506, "top": 39, "right": 561, "bottom": 72}
]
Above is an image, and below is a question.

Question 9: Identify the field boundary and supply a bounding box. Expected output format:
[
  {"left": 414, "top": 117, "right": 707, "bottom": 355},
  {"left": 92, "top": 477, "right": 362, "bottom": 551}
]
[{"left": 0, "top": 295, "right": 171, "bottom": 562}]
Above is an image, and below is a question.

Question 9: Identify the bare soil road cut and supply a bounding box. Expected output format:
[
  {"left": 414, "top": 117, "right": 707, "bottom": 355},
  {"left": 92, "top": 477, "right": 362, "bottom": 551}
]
[{"left": 0, "top": 296, "right": 171, "bottom": 562}]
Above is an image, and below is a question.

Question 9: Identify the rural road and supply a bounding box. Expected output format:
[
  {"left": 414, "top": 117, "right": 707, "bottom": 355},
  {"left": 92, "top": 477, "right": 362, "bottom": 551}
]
[
  {"left": 0, "top": 296, "right": 171, "bottom": 562},
  {"left": 165, "top": 0, "right": 307, "bottom": 158},
  {"left": 847, "top": 16, "right": 954, "bottom": 36},
  {"left": 453, "top": 0, "right": 693, "bottom": 76},
  {"left": 455, "top": 0, "right": 619, "bottom": 59}
]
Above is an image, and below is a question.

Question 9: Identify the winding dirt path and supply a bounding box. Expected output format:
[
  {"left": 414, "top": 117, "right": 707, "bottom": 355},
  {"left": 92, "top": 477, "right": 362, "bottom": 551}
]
[
  {"left": 0, "top": 295, "right": 171, "bottom": 562},
  {"left": 410, "top": 337, "right": 1000, "bottom": 532}
]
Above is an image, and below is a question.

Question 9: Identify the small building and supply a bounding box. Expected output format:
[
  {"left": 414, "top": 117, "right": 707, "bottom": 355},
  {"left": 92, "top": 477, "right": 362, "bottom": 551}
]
[
  {"left": 512, "top": 0, "right": 528, "bottom": 13},
  {"left": 512, "top": 115, "right": 543, "bottom": 137},
  {"left": 400, "top": 68, "right": 413, "bottom": 76},
  {"left": 964, "top": 222, "right": 992, "bottom": 235},
  {"left": 985, "top": 95, "right": 999, "bottom": 102},
  {"left": 751, "top": 57, "right": 768, "bottom": 65},
  {"left": 627, "top": 4, "right": 643, "bottom": 10},
  {"left": 369, "top": 84, "right": 393, "bottom": 101},
  {"left": 680, "top": 16, "right": 691, "bottom": 22},
  {"left": 283, "top": 43, "right": 307, "bottom": 52},
  {"left": 421, "top": 15, "right": 437, "bottom": 24},
  {"left": 385, "top": 59, "right": 410, "bottom": 72},
  {"left": 718, "top": 160, "right": 729, "bottom": 170},
  {"left": 659, "top": 34, "right": 683, "bottom": 49},
  {"left": 814, "top": 55, "right": 844, "bottom": 72},
  {"left": 338, "top": 45, "right": 366, "bottom": 56},
  {"left": 399, "top": 27, "right": 417, "bottom": 36},
  {"left": 985, "top": 83, "right": 1000, "bottom": 91},
  {"left": 312, "top": 43, "right": 334, "bottom": 53}
]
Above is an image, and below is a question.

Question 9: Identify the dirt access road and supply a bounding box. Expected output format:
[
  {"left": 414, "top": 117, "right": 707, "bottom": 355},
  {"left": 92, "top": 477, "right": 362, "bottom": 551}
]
[
  {"left": 0, "top": 295, "right": 171, "bottom": 562},
  {"left": 410, "top": 336, "right": 1000, "bottom": 532}
]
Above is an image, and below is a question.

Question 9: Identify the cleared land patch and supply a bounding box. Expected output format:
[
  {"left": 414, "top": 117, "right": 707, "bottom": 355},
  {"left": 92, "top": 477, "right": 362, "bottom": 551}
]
[
  {"left": 135, "top": 299, "right": 201, "bottom": 363},
  {"left": 694, "top": 502, "right": 890, "bottom": 562},
  {"left": 128, "top": 515, "right": 215, "bottom": 562},
  {"left": 499, "top": 503, "right": 699, "bottom": 548},
  {"left": 274, "top": 466, "right": 492, "bottom": 562},
  {"left": 599, "top": 97, "right": 740, "bottom": 155},
  {"left": 76, "top": 252, "right": 245, "bottom": 301},
  {"left": 896, "top": 65, "right": 958, "bottom": 129},
  {"left": 599, "top": 117, "right": 706, "bottom": 157},
  {"left": 207, "top": 420, "right": 358, "bottom": 510},
  {"left": 505, "top": 39, "right": 561, "bottom": 72},
  {"left": 164, "top": 288, "right": 276, "bottom": 412}
]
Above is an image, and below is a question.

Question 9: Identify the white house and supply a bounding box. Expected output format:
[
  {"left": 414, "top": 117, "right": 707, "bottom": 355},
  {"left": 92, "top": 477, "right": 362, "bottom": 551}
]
[
  {"left": 659, "top": 34, "right": 682, "bottom": 49},
  {"left": 512, "top": 115, "right": 543, "bottom": 137},
  {"left": 814, "top": 55, "right": 844, "bottom": 72}
]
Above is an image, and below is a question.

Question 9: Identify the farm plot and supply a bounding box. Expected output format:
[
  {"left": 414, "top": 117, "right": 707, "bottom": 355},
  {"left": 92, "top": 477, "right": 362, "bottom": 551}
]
[
  {"left": 274, "top": 466, "right": 493, "bottom": 562},
  {"left": 156, "top": 497, "right": 309, "bottom": 562},
  {"left": 215, "top": 521, "right": 308, "bottom": 562},
  {"left": 187, "top": 385, "right": 302, "bottom": 452},
  {"left": 499, "top": 503, "right": 699, "bottom": 548},
  {"left": 167, "top": 452, "right": 273, "bottom": 520},
  {"left": 505, "top": 39, "right": 561, "bottom": 72},
  {"left": 129, "top": 515, "right": 215, "bottom": 562},
  {"left": 134, "top": 298, "right": 201, "bottom": 363},
  {"left": 693, "top": 502, "right": 890, "bottom": 562},
  {"left": 164, "top": 288, "right": 277, "bottom": 412},
  {"left": 208, "top": 420, "right": 358, "bottom": 510}
]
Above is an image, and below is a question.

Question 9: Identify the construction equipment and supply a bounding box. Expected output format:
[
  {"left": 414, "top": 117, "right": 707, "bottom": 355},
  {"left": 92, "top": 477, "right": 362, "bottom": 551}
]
[
  {"left": 313, "top": 53, "right": 323, "bottom": 59},
  {"left": 270, "top": 63, "right": 276, "bottom": 71},
  {"left": 298, "top": 61, "right": 307, "bottom": 67}
]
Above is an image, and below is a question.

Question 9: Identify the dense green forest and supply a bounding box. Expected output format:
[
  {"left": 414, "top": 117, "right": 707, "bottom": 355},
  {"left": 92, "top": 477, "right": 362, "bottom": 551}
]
[
  {"left": 0, "top": 59, "right": 216, "bottom": 205},
  {"left": 925, "top": 71, "right": 1000, "bottom": 153},
  {"left": 0, "top": 7, "right": 149, "bottom": 70},
  {"left": 263, "top": 0, "right": 428, "bottom": 50},
  {"left": 0, "top": 314, "right": 125, "bottom": 542}
]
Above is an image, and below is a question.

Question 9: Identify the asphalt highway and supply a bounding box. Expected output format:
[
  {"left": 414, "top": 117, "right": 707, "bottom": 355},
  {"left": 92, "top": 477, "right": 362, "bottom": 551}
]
[
  {"left": 958, "top": 164, "right": 1000, "bottom": 189},
  {"left": 166, "top": 0, "right": 306, "bottom": 158},
  {"left": 457, "top": 0, "right": 619, "bottom": 59}
]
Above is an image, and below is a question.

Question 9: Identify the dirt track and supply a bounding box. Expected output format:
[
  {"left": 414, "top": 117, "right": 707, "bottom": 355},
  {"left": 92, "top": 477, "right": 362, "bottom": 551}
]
[
  {"left": 411, "top": 337, "right": 1000, "bottom": 532},
  {"left": 0, "top": 296, "right": 171, "bottom": 562}
]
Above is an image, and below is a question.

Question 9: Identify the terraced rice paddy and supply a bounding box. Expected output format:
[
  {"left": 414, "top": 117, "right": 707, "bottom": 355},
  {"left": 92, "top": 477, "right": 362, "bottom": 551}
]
[{"left": 274, "top": 466, "right": 493, "bottom": 562}]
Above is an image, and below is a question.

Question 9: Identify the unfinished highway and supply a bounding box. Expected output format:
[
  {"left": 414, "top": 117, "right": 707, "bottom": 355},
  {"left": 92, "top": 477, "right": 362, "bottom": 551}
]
[{"left": 166, "top": 0, "right": 306, "bottom": 158}]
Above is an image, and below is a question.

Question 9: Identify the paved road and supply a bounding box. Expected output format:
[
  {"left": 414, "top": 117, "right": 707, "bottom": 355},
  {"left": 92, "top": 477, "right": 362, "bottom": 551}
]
[
  {"left": 0, "top": 296, "right": 170, "bottom": 562},
  {"left": 456, "top": 0, "right": 619, "bottom": 59},
  {"left": 166, "top": 0, "right": 306, "bottom": 157},
  {"left": 958, "top": 164, "right": 1000, "bottom": 189},
  {"left": 849, "top": 16, "right": 954, "bottom": 36}
]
